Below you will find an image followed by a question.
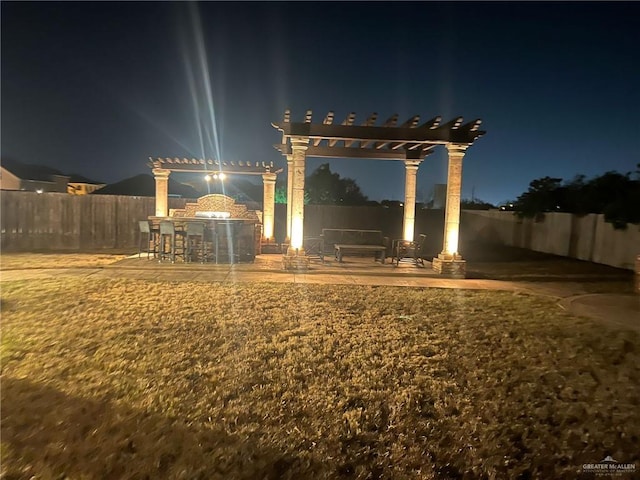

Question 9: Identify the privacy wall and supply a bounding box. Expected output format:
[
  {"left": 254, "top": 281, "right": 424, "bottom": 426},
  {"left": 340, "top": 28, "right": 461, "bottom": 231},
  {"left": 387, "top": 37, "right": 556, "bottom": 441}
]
[
  {"left": 0, "top": 191, "right": 189, "bottom": 252},
  {"left": 0, "top": 192, "right": 445, "bottom": 254},
  {"left": 4, "top": 191, "right": 635, "bottom": 270},
  {"left": 462, "top": 210, "right": 639, "bottom": 270}
]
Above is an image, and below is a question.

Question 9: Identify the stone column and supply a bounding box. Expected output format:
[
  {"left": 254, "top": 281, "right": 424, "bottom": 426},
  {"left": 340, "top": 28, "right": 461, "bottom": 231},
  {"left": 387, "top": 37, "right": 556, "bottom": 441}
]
[
  {"left": 283, "top": 137, "right": 310, "bottom": 269},
  {"left": 402, "top": 160, "right": 421, "bottom": 241},
  {"left": 285, "top": 153, "right": 293, "bottom": 243},
  {"left": 152, "top": 168, "right": 171, "bottom": 217},
  {"left": 261, "top": 171, "right": 277, "bottom": 242},
  {"left": 432, "top": 143, "right": 468, "bottom": 278},
  {"left": 288, "top": 137, "right": 308, "bottom": 254}
]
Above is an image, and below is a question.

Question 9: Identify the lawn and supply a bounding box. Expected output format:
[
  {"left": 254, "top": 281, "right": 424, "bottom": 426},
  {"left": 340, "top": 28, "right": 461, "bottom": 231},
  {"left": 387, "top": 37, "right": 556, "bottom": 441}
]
[
  {"left": 0, "top": 253, "right": 128, "bottom": 270},
  {"left": 1, "top": 277, "right": 638, "bottom": 479}
]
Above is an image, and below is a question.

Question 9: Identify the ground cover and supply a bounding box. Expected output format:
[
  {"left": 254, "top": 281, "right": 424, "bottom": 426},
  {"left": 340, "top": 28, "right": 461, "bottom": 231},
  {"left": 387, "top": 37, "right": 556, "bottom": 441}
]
[
  {"left": 0, "top": 253, "right": 128, "bottom": 270},
  {"left": 1, "top": 278, "right": 638, "bottom": 479}
]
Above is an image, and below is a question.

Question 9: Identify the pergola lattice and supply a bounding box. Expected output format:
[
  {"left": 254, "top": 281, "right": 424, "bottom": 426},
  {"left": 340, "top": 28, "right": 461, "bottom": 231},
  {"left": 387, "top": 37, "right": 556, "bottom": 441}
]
[
  {"left": 148, "top": 157, "right": 279, "bottom": 175},
  {"left": 274, "top": 110, "right": 484, "bottom": 160},
  {"left": 273, "top": 110, "right": 485, "bottom": 275}
]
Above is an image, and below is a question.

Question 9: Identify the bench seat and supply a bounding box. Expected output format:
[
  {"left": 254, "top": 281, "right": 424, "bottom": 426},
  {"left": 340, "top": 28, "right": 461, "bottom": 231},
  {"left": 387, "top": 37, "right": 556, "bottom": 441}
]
[
  {"left": 334, "top": 244, "right": 386, "bottom": 263},
  {"left": 320, "top": 228, "right": 388, "bottom": 263}
]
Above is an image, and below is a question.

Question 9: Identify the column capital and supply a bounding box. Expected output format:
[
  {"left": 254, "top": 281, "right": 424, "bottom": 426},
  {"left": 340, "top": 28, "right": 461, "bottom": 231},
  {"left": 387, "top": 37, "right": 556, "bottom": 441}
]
[
  {"left": 404, "top": 159, "right": 422, "bottom": 170},
  {"left": 290, "top": 137, "right": 309, "bottom": 150},
  {"left": 446, "top": 143, "right": 469, "bottom": 157},
  {"left": 152, "top": 168, "right": 171, "bottom": 178},
  {"left": 262, "top": 172, "right": 277, "bottom": 183}
]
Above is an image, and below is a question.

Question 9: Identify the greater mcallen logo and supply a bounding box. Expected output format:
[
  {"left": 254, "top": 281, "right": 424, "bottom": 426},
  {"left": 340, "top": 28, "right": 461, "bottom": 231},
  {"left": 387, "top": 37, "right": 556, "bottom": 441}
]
[{"left": 581, "top": 456, "right": 636, "bottom": 476}]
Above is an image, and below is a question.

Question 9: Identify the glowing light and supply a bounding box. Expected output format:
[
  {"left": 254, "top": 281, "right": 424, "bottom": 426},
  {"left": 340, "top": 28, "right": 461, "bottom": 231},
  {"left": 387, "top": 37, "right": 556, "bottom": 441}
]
[
  {"left": 204, "top": 174, "right": 211, "bottom": 182},
  {"left": 180, "top": 2, "right": 224, "bottom": 197},
  {"left": 195, "top": 211, "right": 230, "bottom": 219},
  {"left": 263, "top": 217, "right": 274, "bottom": 241},
  {"left": 35, "top": 189, "right": 44, "bottom": 194},
  {"left": 403, "top": 218, "right": 415, "bottom": 242},
  {"left": 445, "top": 229, "right": 459, "bottom": 255},
  {"left": 290, "top": 217, "right": 303, "bottom": 250},
  {"left": 208, "top": 172, "right": 226, "bottom": 181}
]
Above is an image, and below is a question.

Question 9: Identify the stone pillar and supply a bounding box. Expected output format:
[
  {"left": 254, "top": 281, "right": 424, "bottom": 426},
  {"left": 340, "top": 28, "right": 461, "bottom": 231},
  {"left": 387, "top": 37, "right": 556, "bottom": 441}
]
[
  {"left": 283, "top": 138, "right": 310, "bottom": 269},
  {"left": 432, "top": 143, "right": 467, "bottom": 278},
  {"left": 261, "top": 171, "right": 277, "bottom": 242},
  {"left": 285, "top": 153, "right": 293, "bottom": 243},
  {"left": 152, "top": 168, "right": 171, "bottom": 217},
  {"left": 402, "top": 160, "right": 421, "bottom": 241}
]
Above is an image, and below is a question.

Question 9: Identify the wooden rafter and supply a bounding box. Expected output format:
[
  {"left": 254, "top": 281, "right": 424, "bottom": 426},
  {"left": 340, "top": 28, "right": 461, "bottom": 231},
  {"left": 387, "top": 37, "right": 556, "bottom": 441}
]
[
  {"left": 329, "top": 112, "right": 356, "bottom": 147},
  {"left": 313, "top": 111, "right": 335, "bottom": 146},
  {"left": 418, "top": 116, "right": 441, "bottom": 129},
  {"left": 346, "top": 113, "right": 377, "bottom": 147},
  {"left": 272, "top": 110, "right": 485, "bottom": 162},
  {"left": 148, "top": 157, "right": 279, "bottom": 175}
]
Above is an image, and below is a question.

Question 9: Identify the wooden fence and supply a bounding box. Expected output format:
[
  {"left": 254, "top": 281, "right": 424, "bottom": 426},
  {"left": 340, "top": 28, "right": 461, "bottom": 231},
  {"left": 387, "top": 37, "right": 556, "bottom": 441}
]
[
  {"left": 1, "top": 191, "right": 189, "bottom": 252},
  {"left": 1, "top": 192, "right": 445, "bottom": 253}
]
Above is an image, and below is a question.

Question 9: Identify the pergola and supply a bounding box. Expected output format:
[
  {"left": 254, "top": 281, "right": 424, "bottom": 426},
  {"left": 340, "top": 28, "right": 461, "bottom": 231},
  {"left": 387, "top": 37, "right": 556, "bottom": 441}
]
[
  {"left": 149, "top": 157, "right": 282, "bottom": 241},
  {"left": 272, "top": 110, "right": 485, "bottom": 276}
]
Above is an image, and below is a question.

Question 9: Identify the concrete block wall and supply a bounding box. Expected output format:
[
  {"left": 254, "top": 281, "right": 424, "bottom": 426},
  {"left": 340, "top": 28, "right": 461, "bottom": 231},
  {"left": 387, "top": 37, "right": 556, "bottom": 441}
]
[{"left": 463, "top": 210, "right": 640, "bottom": 270}]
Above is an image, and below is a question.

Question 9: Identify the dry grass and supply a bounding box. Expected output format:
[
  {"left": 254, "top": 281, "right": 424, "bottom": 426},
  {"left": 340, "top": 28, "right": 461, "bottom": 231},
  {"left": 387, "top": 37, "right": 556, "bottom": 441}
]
[
  {"left": 1, "top": 278, "right": 638, "bottom": 479},
  {"left": 0, "top": 253, "right": 128, "bottom": 270}
]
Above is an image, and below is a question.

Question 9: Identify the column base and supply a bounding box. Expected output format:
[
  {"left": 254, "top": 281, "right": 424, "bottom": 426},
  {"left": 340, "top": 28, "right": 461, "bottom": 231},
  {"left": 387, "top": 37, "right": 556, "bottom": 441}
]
[
  {"left": 283, "top": 248, "right": 309, "bottom": 270},
  {"left": 432, "top": 253, "right": 466, "bottom": 278}
]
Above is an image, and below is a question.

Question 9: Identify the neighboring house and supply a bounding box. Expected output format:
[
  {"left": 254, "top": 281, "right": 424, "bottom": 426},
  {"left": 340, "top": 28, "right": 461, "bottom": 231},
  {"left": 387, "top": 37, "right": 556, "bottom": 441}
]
[
  {"left": 0, "top": 159, "right": 69, "bottom": 193},
  {"left": 0, "top": 159, "right": 104, "bottom": 194},
  {"left": 67, "top": 174, "right": 106, "bottom": 195}
]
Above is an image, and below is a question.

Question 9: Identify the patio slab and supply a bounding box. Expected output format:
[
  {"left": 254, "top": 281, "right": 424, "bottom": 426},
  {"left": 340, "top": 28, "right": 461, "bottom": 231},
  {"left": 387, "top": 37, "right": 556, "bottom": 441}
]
[{"left": 2, "top": 251, "right": 637, "bottom": 332}]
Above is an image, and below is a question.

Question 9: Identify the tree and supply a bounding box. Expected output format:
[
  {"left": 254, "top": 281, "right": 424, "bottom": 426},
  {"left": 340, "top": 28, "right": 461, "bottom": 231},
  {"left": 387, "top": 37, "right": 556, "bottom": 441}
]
[
  {"left": 304, "top": 163, "right": 368, "bottom": 205},
  {"left": 514, "top": 176, "right": 564, "bottom": 219},
  {"left": 275, "top": 186, "right": 287, "bottom": 204},
  {"left": 513, "top": 171, "right": 640, "bottom": 228}
]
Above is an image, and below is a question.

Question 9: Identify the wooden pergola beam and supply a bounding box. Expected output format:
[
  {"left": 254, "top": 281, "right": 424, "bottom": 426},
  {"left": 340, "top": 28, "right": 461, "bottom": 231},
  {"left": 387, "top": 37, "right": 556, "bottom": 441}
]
[
  {"left": 273, "top": 122, "right": 484, "bottom": 145},
  {"left": 148, "top": 157, "right": 278, "bottom": 175},
  {"left": 273, "top": 144, "right": 434, "bottom": 160}
]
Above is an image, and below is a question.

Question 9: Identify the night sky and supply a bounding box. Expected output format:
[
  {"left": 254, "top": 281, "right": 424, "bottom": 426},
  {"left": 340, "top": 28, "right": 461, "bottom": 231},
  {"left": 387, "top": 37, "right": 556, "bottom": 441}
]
[{"left": 2, "top": 1, "right": 639, "bottom": 205}]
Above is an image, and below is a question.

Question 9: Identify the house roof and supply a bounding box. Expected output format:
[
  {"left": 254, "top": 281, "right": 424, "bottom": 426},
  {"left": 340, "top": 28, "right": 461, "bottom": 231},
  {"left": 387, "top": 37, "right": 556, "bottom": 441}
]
[
  {"left": 92, "top": 174, "right": 200, "bottom": 198},
  {"left": 68, "top": 174, "right": 104, "bottom": 184},
  {"left": 2, "top": 159, "right": 105, "bottom": 185},
  {"left": 1, "top": 158, "right": 68, "bottom": 182}
]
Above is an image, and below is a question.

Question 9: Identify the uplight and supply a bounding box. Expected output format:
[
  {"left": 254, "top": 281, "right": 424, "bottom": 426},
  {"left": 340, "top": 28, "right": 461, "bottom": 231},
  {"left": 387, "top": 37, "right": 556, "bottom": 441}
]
[
  {"left": 445, "top": 229, "right": 459, "bottom": 255},
  {"left": 290, "top": 217, "right": 303, "bottom": 250}
]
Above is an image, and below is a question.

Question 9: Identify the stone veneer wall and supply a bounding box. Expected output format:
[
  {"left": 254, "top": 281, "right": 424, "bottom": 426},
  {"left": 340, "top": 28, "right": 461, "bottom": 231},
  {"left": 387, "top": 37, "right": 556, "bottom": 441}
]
[{"left": 171, "top": 194, "right": 260, "bottom": 221}]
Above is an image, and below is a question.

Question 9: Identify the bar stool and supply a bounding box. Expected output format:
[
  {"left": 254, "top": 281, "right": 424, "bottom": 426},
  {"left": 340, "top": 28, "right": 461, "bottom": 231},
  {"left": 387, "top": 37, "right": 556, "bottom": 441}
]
[
  {"left": 185, "top": 222, "right": 207, "bottom": 263},
  {"left": 158, "top": 221, "right": 186, "bottom": 263},
  {"left": 138, "top": 220, "right": 159, "bottom": 259}
]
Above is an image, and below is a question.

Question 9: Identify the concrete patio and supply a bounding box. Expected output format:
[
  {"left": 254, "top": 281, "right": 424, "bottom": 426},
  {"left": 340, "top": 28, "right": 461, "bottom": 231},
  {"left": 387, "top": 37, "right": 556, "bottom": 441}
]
[{"left": 2, "top": 248, "right": 637, "bottom": 332}]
